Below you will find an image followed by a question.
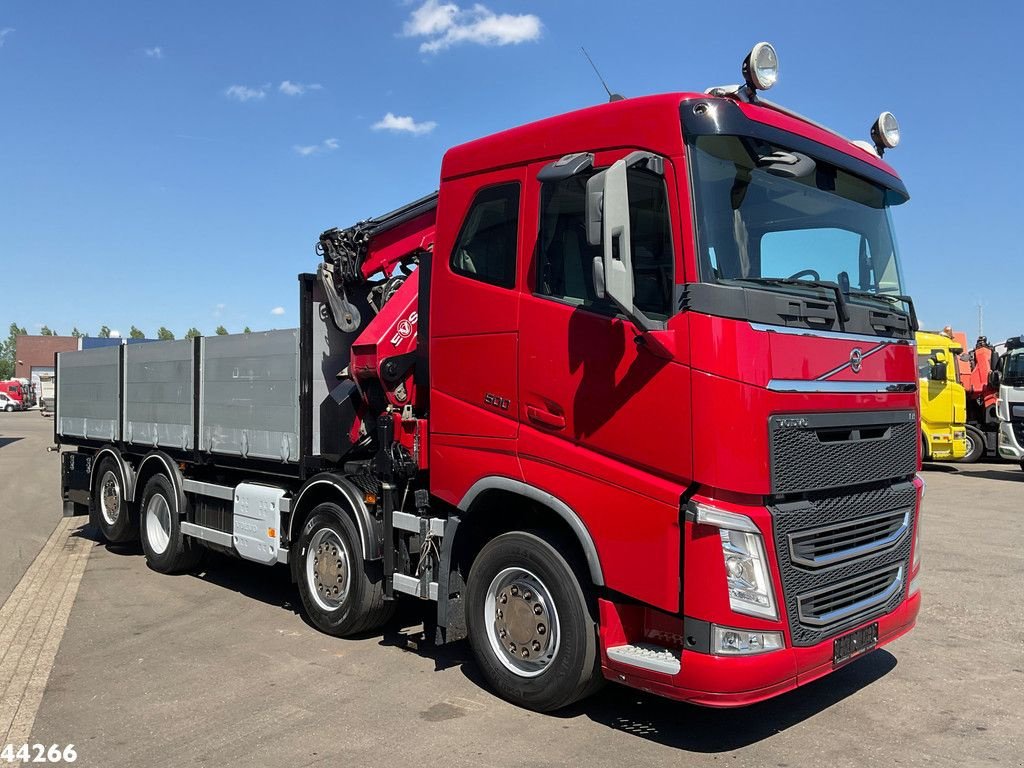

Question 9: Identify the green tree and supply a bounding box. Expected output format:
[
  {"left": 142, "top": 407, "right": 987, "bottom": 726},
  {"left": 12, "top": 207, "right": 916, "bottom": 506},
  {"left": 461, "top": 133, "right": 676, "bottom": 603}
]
[
  {"left": 184, "top": 327, "right": 202, "bottom": 340},
  {"left": 243, "top": 326, "right": 252, "bottom": 334},
  {"left": 70, "top": 327, "right": 86, "bottom": 338},
  {"left": 98, "top": 325, "right": 111, "bottom": 338},
  {"left": 129, "top": 326, "right": 145, "bottom": 339},
  {"left": 40, "top": 326, "right": 55, "bottom": 336},
  {"left": 1, "top": 322, "right": 28, "bottom": 380},
  {"left": 215, "top": 325, "right": 228, "bottom": 336},
  {"left": 156, "top": 327, "right": 175, "bottom": 340}
]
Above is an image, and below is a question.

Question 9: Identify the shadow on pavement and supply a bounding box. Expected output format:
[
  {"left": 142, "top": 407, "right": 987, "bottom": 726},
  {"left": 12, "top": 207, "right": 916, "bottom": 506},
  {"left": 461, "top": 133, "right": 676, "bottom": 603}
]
[
  {"left": 0, "top": 436, "right": 24, "bottom": 449},
  {"left": 563, "top": 649, "right": 898, "bottom": 751},
  {"left": 952, "top": 468, "right": 1024, "bottom": 482}
]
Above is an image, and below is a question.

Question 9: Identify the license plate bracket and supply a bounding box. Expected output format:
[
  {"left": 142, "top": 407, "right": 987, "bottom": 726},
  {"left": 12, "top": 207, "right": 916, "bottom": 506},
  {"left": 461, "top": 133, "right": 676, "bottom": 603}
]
[{"left": 833, "top": 622, "right": 878, "bottom": 665}]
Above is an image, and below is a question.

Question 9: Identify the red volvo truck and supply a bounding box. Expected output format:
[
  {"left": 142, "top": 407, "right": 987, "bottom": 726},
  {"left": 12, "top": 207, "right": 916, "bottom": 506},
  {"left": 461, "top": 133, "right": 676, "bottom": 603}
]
[{"left": 56, "top": 43, "right": 923, "bottom": 711}]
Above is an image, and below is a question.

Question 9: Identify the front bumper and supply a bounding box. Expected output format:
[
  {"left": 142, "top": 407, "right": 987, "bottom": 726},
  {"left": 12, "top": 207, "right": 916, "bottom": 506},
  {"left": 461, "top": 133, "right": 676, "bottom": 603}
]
[
  {"left": 997, "top": 421, "right": 1024, "bottom": 460},
  {"left": 601, "top": 591, "right": 920, "bottom": 707},
  {"left": 927, "top": 430, "right": 968, "bottom": 461}
]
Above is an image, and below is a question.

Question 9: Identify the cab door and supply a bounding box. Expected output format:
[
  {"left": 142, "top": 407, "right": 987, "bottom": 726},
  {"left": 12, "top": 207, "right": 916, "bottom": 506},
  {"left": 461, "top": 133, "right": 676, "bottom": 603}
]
[
  {"left": 515, "top": 150, "right": 692, "bottom": 612},
  {"left": 429, "top": 168, "right": 526, "bottom": 500}
]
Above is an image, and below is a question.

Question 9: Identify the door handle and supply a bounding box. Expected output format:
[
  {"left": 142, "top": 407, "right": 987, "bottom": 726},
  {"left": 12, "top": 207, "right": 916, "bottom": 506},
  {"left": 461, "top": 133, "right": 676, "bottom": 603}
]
[{"left": 527, "top": 405, "right": 566, "bottom": 430}]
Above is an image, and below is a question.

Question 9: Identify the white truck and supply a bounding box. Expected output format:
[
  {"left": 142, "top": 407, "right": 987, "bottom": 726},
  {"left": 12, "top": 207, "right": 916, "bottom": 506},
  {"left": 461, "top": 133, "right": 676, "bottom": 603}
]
[{"left": 994, "top": 336, "right": 1024, "bottom": 468}]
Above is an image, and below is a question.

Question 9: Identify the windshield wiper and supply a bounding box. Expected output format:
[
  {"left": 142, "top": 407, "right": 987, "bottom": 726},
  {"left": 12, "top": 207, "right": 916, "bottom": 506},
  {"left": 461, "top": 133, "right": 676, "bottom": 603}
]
[
  {"left": 729, "top": 277, "right": 851, "bottom": 324},
  {"left": 844, "top": 290, "right": 919, "bottom": 331}
]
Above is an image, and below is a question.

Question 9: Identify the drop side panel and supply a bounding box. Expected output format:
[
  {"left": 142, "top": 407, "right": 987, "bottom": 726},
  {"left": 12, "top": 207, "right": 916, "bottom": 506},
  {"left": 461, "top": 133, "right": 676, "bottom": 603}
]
[
  {"left": 200, "top": 330, "right": 300, "bottom": 462},
  {"left": 124, "top": 339, "right": 194, "bottom": 450},
  {"left": 55, "top": 346, "right": 121, "bottom": 441}
]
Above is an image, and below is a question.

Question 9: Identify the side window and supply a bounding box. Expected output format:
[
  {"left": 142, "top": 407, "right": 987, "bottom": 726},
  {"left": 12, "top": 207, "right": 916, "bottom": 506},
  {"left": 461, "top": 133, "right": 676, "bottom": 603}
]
[
  {"left": 450, "top": 183, "right": 520, "bottom": 289},
  {"left": 537, "top": 168, "right": 673, "bottom": 317}
]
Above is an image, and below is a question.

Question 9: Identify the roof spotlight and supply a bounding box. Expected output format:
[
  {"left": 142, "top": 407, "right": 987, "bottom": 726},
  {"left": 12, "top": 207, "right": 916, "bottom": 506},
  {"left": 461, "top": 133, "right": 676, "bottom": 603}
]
[
  {"left": 742, "top": 42, "right": 779, "bottom": 93},
  {"left": 870, "top": 111, "right": 900, "bottom": 155}
]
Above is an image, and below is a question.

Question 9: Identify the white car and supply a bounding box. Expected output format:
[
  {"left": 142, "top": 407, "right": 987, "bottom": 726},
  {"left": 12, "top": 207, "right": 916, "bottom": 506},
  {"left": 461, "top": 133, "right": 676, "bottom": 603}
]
[{"left": 0, "top": 392, "right": 22, "bottom": 411}]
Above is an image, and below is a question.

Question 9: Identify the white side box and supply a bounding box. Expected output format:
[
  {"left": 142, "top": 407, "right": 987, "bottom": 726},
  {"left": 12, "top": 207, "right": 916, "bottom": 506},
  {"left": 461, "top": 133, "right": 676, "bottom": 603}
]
[{"left": 233, "top": 483, "right": 284, "bottom": 564}]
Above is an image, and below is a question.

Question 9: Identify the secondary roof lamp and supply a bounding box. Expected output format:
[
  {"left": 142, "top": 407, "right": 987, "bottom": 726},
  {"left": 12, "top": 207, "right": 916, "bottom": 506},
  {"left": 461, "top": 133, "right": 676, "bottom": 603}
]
[
  {"left": 742, "top": 42, "right": 779, "bottom": 92},
  {"left": 871, "top": 111, "right": 900, "bottom": 154}
]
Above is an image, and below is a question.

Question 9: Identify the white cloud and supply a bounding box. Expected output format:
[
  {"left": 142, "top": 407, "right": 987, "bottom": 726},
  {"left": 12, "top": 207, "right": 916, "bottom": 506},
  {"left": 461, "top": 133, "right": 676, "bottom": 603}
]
[
  {"left": 293, "top": 137, "right": 340, "bottom": 156},
  {"left": 0, "top": 28, "right": 13, "bottom": 48},
  {"left": 144, "top": 46, "right": 163, "bottom": 59},
  {"left": 279, "top": 80, "right": 322, "bottom": 96},
  {"left": 109, "top": 329, "right": 122, "bottom": 338},
  {"left": 271, "top": 307, "right": 286, "bottom": 316},
  {"left": 372, "top": 112, "right": 437, "bottom": 136},
  {"left": 402, "top": 1, "right": 541, "bottom": 54},
  {"left": 225, "top": 84, "right": 267, "bottom": 102}
]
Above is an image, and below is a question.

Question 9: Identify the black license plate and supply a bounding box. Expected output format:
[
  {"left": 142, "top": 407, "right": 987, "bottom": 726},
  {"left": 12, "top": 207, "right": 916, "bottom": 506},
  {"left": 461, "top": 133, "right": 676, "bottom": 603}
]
[{"left": 833, "top": 622, "right": 878, "bottom": 665}]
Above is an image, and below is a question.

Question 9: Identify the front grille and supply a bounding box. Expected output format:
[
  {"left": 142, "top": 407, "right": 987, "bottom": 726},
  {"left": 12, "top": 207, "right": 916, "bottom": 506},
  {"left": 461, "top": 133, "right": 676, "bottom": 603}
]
[
  {"left": 1012, "top": 420, "right": 1024, "bottom": 445},
  {"left": 770, "top": 410, "right": 918, "bottom": 494},
  {"left": 770, "top": 482, "right": 915, "bottom": 646},
  {"left": 789, "top": 508, "right": 910, "bottom": 568},
  {"left": 797, "top": 565, "right": 903, "bottom": 626}
]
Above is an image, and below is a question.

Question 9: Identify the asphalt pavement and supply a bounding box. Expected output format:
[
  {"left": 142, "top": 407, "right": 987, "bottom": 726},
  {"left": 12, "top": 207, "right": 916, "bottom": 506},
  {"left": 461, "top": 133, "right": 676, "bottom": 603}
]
[{"left": 1, "top": 410, "right": 1021, "bottom": 767}]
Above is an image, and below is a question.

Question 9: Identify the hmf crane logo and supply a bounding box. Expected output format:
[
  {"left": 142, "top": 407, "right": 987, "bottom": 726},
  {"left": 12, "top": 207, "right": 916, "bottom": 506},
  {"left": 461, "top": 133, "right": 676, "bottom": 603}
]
[{"left": 390, "top": 311, "right": 418, "bottom": 346}]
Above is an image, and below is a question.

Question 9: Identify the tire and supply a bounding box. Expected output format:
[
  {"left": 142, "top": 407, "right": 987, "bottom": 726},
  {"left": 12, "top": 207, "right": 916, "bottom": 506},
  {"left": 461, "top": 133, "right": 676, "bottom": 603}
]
[
  {"left": 960, "top": 426, "right": 986, "bottom": 464},
  {"left": 295, "top": 504, "right": 393, "bottom": 637},
  {"left": 139, "top": 474, "right": 202, "bottom": 574},
  {"left": 90, "top": 459, "right": 137, "bottom": 544},
  {"left": 4, "top": 405, "right": 12, "bottom": 412},
  {"left": 465, "top": 531, "right": 601, "bottom": 712}
]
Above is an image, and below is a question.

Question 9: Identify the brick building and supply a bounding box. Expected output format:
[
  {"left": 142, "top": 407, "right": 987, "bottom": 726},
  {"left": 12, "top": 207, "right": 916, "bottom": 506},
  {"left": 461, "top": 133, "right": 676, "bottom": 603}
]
[{"left": 14, "top": 335, "right": 79, "bottom": 398}]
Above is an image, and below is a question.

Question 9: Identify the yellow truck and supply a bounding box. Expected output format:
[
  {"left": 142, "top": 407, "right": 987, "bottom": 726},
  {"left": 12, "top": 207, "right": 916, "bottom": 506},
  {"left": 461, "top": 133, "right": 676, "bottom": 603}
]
[{"left": 917, "top": 330, "right": 968, "bottom": 460}]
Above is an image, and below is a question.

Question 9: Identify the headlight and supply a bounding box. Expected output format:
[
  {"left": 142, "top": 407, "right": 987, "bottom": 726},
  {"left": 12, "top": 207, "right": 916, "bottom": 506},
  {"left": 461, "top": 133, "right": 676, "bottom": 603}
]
[
  {"left": 742, "top": 42, "right": 779, "bottom": 91},
  {"left": 694, "top": 503, "right": 779, "bottom": 620},
  {"left": 871, "top": 111, "right": 900, "bottom": 152},
  {"left": 713, "top": 625, "right": 785, "bottom": 656}
]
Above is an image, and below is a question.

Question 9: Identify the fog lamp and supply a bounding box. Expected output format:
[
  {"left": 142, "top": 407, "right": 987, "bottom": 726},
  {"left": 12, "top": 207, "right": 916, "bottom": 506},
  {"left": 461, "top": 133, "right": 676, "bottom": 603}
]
[
  {"left": 742, "top": 42, "right": 779, "bottom": 91},
  {"left": 712, "top": 625, "right": 784, "bottom": 656},
  {"left": 871, "top": 111, "right": 900, "bottom": 153}
]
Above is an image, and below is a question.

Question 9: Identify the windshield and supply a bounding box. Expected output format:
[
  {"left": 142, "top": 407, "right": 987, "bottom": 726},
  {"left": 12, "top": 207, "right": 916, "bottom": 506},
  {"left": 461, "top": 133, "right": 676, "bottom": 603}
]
[
  {"left": 1001, "top": 349, "right": 1024, "bottom": 386},
  {"left": 688, "top": 135, "right": 904, "bottom": 298}
]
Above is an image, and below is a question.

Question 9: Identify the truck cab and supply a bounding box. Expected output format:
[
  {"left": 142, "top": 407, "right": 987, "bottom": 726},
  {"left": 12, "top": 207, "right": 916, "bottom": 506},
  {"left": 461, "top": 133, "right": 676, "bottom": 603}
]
[
  {"left": 0, "top": 380, "right": 25, "bottom": 408},
  {"left": 995, "top": 336, "right": 1024, "bottom": 468},
  {"left": 916, "top": 331, "right": 968, "bottom": 460}
]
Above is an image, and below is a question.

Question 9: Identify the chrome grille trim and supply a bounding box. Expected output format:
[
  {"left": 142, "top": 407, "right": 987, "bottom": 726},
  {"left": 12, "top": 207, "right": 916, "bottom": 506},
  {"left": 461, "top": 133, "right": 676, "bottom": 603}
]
[
  {"left": 797, "top": 565, "right": 904, "bottom": 627},
  {"left": 788, "top": 509, "right": 911, "bottom": 569}
]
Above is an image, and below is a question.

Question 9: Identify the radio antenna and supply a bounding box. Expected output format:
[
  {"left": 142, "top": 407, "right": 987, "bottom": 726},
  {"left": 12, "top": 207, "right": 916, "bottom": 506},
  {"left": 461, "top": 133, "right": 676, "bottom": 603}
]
[{"left": 580, "top": 47, "right": 624, "bottom": 102}]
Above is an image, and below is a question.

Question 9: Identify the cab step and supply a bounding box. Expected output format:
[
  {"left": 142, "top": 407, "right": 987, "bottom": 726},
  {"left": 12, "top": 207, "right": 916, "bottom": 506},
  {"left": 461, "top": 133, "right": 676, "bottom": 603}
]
[{"left": 606, "top": 643, "right": 681, "bottom": 675}]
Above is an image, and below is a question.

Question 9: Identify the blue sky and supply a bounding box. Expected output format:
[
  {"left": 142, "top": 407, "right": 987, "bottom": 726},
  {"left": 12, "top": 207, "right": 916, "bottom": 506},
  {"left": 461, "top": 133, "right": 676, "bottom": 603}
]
[{"left": 1, "top": 1, "right": 1021, "bottom": 342}]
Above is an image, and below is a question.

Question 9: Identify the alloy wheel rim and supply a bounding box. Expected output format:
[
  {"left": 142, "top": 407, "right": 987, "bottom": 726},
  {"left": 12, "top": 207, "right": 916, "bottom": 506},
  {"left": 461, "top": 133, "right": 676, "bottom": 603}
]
[
  {"left": 100, "top": 471, "right": 121, "bottom": 526},
  {"left": 145, "top": 494, "right": 172, "bottom": 554},
  {"left": 484, "top": 567, "right": 560, "bottom": 678},
  {"left": 306, "top": 528, "right": 351, "bottom": 611}
]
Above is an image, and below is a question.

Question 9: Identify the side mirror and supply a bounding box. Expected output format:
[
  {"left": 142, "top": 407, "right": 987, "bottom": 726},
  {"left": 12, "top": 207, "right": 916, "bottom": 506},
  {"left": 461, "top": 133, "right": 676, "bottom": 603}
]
[
  {"left": 585, "top": 152, "right": 666, "bottom": 333},
  {"left": 599, "top": 158, "right": 634, "bottom": 318},
  {"left": 929, "top": 361, "right": 948, "bottom": 382},
  {"left": 989, "top": 369, "right": 1002, "bottom": 388}
]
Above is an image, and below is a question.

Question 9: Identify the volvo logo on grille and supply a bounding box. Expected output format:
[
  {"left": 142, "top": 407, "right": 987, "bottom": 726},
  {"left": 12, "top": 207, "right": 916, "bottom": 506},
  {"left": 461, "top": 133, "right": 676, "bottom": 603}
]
[{"left": 849, "top": 348, "right": 864, "bottom": 374}]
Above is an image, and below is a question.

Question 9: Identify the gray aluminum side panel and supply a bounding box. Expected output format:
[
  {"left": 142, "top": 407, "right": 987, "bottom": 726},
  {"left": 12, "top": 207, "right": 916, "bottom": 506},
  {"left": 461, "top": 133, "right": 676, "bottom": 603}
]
[
  {"left": 199, "top": 330, "right": 300, "bottom": 462},
  {"left": 55, "top": 346, "right": 120, "bottom": 441},
  {"left": 124, "top": 339, "right": 194, "bottom": 450}
]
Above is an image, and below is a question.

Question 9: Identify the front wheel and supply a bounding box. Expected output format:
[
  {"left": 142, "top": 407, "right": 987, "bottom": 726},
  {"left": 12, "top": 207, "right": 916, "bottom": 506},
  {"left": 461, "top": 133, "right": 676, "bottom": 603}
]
[
  {"left": 465, "top": 531, "right": 601, "bottom": 712},
  {"left": 3, "top": 405, "right": 12, "bottom": 412},
  {"left": 295, "top": 504, "right": 392, "bottom": 637},
  {"left": 959, "top": 426, "right": 986, "bottom": 464}
]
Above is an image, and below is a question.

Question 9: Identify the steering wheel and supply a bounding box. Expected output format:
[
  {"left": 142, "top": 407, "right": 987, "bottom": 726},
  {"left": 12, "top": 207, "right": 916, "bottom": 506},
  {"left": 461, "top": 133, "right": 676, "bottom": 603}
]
[{"left": 787, "top": 269, "right": 820, "bottom": 281}]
